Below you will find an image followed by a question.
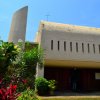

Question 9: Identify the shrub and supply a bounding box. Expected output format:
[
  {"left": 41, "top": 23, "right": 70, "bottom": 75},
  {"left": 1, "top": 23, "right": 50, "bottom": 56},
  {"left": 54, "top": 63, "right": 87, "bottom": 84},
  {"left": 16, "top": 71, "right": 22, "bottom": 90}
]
[
  {"left": 0, "top": 42, "right": 19, "bottom": 77},
  {"left": 35, "top": 77, "right": 49, "bottom": 95},
  {"left": 0, "top": 82, "right": 19, "bottom": 100},
  {"left": 17, "top": 89, "right": 40, "bottom": 100},
  {"left": 48, "top": 80, "right": 56, "bottom": 95}
]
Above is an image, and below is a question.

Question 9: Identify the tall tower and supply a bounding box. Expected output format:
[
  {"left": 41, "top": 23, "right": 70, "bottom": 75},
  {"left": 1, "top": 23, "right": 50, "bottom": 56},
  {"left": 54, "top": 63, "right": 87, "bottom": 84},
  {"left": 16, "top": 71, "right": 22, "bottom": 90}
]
[{"left": 8, "top": 6, "right": 28, "bottom": 44}]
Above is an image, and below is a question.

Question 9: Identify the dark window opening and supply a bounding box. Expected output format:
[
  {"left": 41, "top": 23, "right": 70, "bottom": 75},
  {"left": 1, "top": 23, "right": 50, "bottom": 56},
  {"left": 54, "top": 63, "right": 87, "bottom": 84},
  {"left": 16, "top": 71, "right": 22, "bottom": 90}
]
[
  {"left": 51, "top": 40, "right": 53, "bottom": 50},
  {"left": 58, "top": 41, "right": 60, "bottom": 51},
  {"left": 64, "top": 41, "right": 66, "bottom": 51},
  {"left": 93, "top": 44, "right": 95, "bottom": 53},
  {"left": 82, "top": 43, "right": 84, "bottom": 53},
  {"left": 99, "top": 45, "right": 100, "bottom": 54},
  {"left": 87, "top": 43, "right": 90, "bottom": 53},
  {"left": 76, "top": 42, "right": 78, "bottom": 52},
  {"left": 70, "top": 42, "right": 72, "bottom": 52}
]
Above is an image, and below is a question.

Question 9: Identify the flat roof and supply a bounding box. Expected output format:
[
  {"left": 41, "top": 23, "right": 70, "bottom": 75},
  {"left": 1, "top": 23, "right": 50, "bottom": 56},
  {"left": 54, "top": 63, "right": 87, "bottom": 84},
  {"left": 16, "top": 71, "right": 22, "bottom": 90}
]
[{"left": 40, "top": 21, "right": 100, "bottom": 35}]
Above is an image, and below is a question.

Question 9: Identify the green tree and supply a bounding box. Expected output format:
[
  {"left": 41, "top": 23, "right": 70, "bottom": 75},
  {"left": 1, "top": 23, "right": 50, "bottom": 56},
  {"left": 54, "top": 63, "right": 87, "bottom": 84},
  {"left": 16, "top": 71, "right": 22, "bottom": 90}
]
[
  {"left": 10, "top": 43, "right": 43, "bottom": 91},
  {"left": 0, "top": 41, "right": 43, "bottom": 91},
  {"left": 22, "top": 46, "right": 43, "bottom": 89},
  {"left": 0, "top": 42, "right": 19, "bottom": 77}
]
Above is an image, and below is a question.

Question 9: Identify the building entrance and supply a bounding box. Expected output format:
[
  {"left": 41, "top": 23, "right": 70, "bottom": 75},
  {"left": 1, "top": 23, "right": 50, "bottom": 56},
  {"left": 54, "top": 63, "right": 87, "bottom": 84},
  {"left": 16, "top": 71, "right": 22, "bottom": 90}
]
[
  {"left": 44, "top": 67, "right": 100, "bottom": 92},
  {"left": 44, "top": 67, "right": 71, "bottom": 91},
  {"left": 71, "top": 69, "right": 81, "bottom": 92}
]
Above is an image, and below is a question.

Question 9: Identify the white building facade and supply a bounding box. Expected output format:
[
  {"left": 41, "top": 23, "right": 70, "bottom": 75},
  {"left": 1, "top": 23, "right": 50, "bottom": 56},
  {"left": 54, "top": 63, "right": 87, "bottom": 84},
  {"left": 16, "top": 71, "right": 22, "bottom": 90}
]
[
  {"left": 8, "top": 6, "right": 100, "bottom": 91},
  {"left": 36, "top": 21, "right": 100, "bottom": 91}
]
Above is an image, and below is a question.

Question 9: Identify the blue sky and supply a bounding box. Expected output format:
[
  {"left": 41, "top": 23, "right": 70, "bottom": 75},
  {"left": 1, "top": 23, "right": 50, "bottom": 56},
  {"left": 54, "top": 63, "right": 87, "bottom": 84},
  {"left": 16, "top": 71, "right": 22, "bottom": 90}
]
[{"left": 0, "top": 0, "right": 100, "bottom": 42}]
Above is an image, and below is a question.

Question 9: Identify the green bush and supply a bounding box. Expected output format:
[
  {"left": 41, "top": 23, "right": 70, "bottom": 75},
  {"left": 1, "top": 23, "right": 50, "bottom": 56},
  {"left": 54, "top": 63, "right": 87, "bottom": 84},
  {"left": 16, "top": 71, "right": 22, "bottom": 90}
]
[
  {"left": 35, "top": 77, "right": 49, "bottom": 95},
  {"left": 48, "top": 80, "right": 56, "bottom": 95},
  {"left": 17, "top": 89, "right": 40, "bottom": 100}
]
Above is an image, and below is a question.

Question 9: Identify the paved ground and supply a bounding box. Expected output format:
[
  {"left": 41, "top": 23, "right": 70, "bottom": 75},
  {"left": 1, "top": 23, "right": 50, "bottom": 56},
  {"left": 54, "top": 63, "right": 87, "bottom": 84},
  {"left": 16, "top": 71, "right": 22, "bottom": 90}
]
[
  {"left": 54, "top": 91, "right": 100, "bottom": 96},
  {"left": 41, "top": 92, "right": 100, "bottom": 98}
]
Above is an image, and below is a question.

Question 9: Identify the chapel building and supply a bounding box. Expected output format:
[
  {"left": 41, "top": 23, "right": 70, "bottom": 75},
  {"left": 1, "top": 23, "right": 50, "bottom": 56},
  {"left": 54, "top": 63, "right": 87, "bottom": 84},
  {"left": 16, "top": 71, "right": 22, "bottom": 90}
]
[{"left": 35, "top": 21, "right": 100, "bottom": 91}]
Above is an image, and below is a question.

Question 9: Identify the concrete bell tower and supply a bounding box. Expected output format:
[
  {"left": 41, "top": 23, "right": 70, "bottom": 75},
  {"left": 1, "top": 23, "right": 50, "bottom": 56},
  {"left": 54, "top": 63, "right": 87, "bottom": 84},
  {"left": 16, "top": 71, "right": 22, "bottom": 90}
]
[{"left": 8, "top": 6, "right": 28, "bottom": 45}]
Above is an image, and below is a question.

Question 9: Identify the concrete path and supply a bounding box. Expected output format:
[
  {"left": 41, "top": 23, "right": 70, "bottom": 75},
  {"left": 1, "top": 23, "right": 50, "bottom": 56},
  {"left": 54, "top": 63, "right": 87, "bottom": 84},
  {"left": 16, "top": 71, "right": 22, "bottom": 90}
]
[
  {"left": 54, "top": 91, "right": 100, "bottom": 96},
  {"left": 41, "top": 92, "right": 100, "bottom": 99}
]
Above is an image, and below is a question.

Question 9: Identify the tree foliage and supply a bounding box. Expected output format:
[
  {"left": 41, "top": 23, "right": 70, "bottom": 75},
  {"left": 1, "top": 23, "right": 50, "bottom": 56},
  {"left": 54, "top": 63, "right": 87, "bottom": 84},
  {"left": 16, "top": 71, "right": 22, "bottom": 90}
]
[
  {"left": 0, "top": 42, "right": 19, "bottom": 77},
  {"left": 0, "top": 41, "right": 43, "bottom": 91}
]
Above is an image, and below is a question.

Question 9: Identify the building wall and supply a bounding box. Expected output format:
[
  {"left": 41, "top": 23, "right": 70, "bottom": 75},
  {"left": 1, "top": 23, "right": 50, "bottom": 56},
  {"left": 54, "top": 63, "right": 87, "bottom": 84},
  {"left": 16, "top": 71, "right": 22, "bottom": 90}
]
[
  {"left": 35, "top": 21, "right": 100, "bottom": 78},
  {"left": 35, "top": 21, "right": 100, "bottom": 91},
  {"left": 39, "top": 21, "right": 100, "bottom": 63}
]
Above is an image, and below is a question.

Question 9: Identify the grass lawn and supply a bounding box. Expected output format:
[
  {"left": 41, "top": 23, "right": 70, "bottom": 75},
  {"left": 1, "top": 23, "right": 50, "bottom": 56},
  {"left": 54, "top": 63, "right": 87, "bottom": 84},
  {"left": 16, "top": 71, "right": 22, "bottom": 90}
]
[{"left": 41, "top": 96, "right": 100, "bottom": 100}]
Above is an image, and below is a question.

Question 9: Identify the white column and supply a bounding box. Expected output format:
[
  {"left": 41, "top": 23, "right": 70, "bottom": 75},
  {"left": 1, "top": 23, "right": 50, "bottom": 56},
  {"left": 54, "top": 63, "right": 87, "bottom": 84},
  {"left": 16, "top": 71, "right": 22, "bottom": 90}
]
[{"left": 36, "top": 63, "right": 44, "bottom": 78}]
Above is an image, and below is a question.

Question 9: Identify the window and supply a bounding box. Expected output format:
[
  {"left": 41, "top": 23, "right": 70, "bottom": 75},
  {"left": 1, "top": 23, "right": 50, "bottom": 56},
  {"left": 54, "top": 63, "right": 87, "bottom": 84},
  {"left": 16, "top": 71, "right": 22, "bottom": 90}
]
[
  {"left": 70, "top": 42, "right": 72, "bottom": 52},
  {"left": 64, "top": 41, "right": 66, "bottom": 51},
  {"left": 99, "top": 45, "right": 100, "bottom": 54},
  {"left": 93, "top": 44, "right": 95, "bottom": 53},
  {"left": 82, "top": 43, "right": 84, "bottom": 53},
  {"left": 58, "top": 41, "right": 60, "bottom": 51},
  {"left": 76, "top": 42, "right": 78, "bottom": 52},
  {"left": 51, "top": 40, "right": 53, "bottom": 50},
  {"left": 87, "top": 43, "right": 90, "bottom": 53}
]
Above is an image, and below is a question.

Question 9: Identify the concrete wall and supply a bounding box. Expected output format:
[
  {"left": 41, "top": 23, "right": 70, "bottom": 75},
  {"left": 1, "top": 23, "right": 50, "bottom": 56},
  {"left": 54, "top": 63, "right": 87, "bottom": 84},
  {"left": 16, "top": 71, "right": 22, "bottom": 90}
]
[
  {"left": 35, "top": 21, "right": 100, "bottom": 77},
  {"left": 8, "top": 6, "right": 28, "bottom": 45},
  {"left": 37, "top": 21, "right": 100, "bottom": 63},
  {"left": 41, "top": 30, "right": 100, "bottom": 62}
]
